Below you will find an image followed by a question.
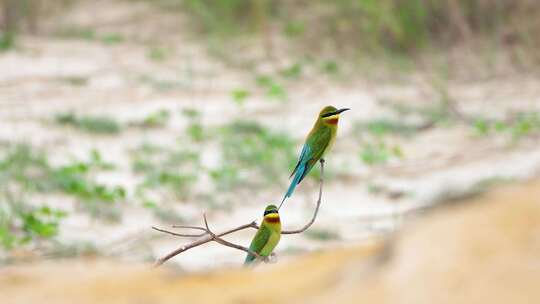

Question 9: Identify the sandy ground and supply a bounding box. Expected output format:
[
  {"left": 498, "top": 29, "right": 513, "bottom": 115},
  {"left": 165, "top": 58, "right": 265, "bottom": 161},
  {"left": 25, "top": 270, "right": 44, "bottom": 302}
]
[
  {"left": 1, "top": 0, "right": 540, "bottom": 271},
  {"left": 1, "top": 178, "right": 539, "bottom": 304}
]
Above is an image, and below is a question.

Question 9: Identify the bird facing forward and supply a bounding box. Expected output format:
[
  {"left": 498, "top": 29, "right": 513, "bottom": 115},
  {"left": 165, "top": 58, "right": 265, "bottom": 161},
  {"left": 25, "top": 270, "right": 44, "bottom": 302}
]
[
  {"left": 244, "top": 204, "right": 281, "bottom": 265},
  {"left": 280, "top": 105, "right": 350, "bottom": 208}
]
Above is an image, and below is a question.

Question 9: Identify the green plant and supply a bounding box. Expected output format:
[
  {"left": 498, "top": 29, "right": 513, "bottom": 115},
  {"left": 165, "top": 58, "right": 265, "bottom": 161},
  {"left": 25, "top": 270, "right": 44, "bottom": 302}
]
[
  {"left": 48, "top": 161, "right": 124, "bottom": 221},
  {"left": 138, "top": 74, "right": 188, "bottom": 91},
  {"left": 100, "top": 33, "right": 124, "bottom": 45},
  {"left": 284, "top": 20, "right": 305, "bottom": 37},
  {"left": 0, "top": 32, "right": 15, "bottom": 51},
  {"left": 181, "top": 108, "right": 201, "bottom": 119},
  {"left": 132, "top": 109, "right": 171, "bottom": 128},
  {"left": 510, "top": 113, "right": 540, "bottom": 138},
  {"left": 181, "top": 108, "right": 206, "bottom": 142},
  {"left": 217, "top": 120, "right": 296, "bottom": 188},
  {"left": 473, "top": 118, "right": 491, "bottom": 136},
  {"left": 55, "top": 112, "right": 122, "bottom": 134},
  {"left": 280, "top": 63, "right": 303, "bottom": 79},
  {"left": 209, "top": 165, "right": 241, "bottom": 191},
  {"left": 147, "top": 47, "right": 169, "bottom": 61},
  {"left": 472, "top": 112, "right": 540, "bottom": 140},
  {"left": 304, "top": 228, "right": 340, "bottom": 241},
  {"left": 20, "top": 206, "right": 67, "bottom": 239},
  {"left": 0, "top": 220, "right": 17, "bottom": 249},
  {"left": 0, "top": 144, "right": 124, "bottom": 221},
  {"left": 52, "top": 164, "right": 125, "bottom": 202},
  {"left": 88, "top": 149, "right": 115, "bottom": 170},
  {"left": 0, "top": 143, "right": 50, "bottom": 192},
  {"left": 256, "top": 75, "right": 287, "bottom": 101},
  {"left": 360, "top": 140, "right": 403, "bottom": 166},
  {"left": 59, "top": 76, "right": 89, "bottom": 86},
  {"left": 231, "top": 89, "right": 250, "bottom": 105},
  {"left": 131, "top": 143, "right": 200, "bottom": 199},
  {"left": 54, "top": 27, "right": 96, "bottom": 40},
  {"left": 0, "top": 145, "right": 68, "bottom": 250},
  {"left": 173, "top": 0, "right": 540, "bottom": 68},
  {"left": 320, "top": 60, "right": 339, "bottom": 74},
  {"left": 182, "top": 0, "right": 264, "bottom": 36},
  {"left": 0, "top": 202, "right": 66, "bottom": 249},
  {"left": 187, "top": 123, "right": 205, "bottom": 142}
]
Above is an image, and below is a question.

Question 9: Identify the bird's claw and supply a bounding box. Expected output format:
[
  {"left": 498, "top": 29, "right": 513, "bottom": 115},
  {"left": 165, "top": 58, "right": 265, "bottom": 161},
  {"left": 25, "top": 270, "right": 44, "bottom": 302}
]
[{"left": 268, "top": 252, "right": 278, "bottom": 264}]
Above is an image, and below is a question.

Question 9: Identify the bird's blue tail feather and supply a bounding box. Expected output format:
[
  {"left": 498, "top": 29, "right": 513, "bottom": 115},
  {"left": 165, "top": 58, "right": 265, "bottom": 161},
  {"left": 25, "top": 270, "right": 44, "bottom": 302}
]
[
  {"left": 244, "top": 253, "right": 256, "bottom": 265},
  {"left": 279, "top": 144, "right": 310, "bottom": 209},
  {"left": 280, "top": 162, "right": 305, "bottom": 208}
]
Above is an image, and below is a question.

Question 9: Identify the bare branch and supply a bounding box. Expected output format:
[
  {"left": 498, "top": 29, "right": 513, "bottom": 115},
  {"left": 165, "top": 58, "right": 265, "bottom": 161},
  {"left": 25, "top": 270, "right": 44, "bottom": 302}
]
[
  {"left": 151, "top": 226, "right": 207, "bottom": 238},
  {"left": 202, "top": 214, "right": 263, "bottom": 259},
  {"left": 171, "top": 225, "right": 209, "bottom": 232},
  {"left": 153, "top": 221, "right": 259, "bottom": 267},
  {"left": 281, "top": 159, "right": 324, "bottom": 234},
  {"left": 153, "top": 159, "right": 326, "bottom": 267},
  {"left": 202, "top": 213, "right": 210, "bottom": 231}
]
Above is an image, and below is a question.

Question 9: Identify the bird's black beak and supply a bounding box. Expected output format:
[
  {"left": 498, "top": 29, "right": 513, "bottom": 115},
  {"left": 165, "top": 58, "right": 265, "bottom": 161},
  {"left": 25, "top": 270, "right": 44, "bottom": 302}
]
[
  {"left": 335, "top": 108, "right": 350, "bottom": 114},
  {"left": 322, "top": 108, "right": 350, "bottom": 117}
]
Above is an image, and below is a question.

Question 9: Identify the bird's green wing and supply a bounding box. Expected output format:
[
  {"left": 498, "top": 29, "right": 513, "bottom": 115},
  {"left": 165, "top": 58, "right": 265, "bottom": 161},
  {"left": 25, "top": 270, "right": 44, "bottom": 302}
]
[
  {"left": 244, "top": 225, "right": 271, "bottom": 264},
  {"left": 298, "top": 127, "right": 331, "bottom": 183}
]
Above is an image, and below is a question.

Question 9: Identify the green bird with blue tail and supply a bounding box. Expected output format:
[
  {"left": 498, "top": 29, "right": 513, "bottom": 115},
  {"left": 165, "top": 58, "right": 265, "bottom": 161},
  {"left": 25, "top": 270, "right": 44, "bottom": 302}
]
[
  {"left": 280, "top": 105, "right": 350, "bottom": 208},
  {"left": 244, "top": 204, "right": 281, "bottom": 265}
]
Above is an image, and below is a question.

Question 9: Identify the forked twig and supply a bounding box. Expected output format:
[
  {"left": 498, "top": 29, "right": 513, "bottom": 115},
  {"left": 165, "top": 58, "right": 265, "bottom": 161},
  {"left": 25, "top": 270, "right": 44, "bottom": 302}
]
[
  {"left": 153, "top": 159, "right": 325, "bottom": 267},
  {"left": 153, "top": 221, "right": 259, "bottom": 267},
  {"left": 201, "top": 213, "right": 264, "bottom": 260}
]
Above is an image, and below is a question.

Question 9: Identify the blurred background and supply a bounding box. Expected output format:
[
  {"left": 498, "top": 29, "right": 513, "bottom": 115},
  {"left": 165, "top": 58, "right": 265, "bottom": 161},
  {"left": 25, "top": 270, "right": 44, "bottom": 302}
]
[{"left": 1, "top": 0, "right": 540, "bottom": 271}]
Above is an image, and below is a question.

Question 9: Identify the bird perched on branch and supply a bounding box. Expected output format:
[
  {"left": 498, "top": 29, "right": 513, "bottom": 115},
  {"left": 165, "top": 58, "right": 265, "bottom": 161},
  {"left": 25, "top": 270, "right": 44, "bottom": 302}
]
[
  {"left": 244, "top": 204, "right": 281, "bottom": 265},
  {"left": 280, "top": 105, "right": 349, "bottom": 208}
]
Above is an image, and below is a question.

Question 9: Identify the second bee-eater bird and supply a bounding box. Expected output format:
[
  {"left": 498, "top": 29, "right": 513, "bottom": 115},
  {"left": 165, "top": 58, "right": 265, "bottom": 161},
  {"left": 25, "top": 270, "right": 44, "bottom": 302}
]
[
  {"left": 280, "top": 105, "right": 350, "bottom": 208},
  {"left": 244, "top": 204, "right": 281, "bottom": 265}
]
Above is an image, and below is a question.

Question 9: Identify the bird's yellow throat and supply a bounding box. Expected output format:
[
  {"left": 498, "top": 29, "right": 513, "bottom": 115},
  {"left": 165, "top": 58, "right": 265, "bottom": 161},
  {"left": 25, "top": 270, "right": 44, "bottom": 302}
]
[
  {"left": 264, "top": 213, "right": 280, "bottom": 223},
  {"left": 322, "top": 114, "right": 340, "bottom": 125}
]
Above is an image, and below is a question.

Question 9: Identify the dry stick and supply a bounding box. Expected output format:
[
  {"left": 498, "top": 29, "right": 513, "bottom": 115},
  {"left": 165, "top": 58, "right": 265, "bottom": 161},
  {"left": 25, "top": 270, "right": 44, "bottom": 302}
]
[
  {"left": 151, "top": 226, "right": 206, "bottom": 238},
  {"left": 153, "top": 221, "right": 259, "bottom": 267},
  {"left": 201, "top": 213, "right": 264, "bottom": 261},
  {"left": 153, "top": 159, "right": 325, "bottom": 267},
  {"left": 172, "top": 225, "right": 209, "bottom": 231}
]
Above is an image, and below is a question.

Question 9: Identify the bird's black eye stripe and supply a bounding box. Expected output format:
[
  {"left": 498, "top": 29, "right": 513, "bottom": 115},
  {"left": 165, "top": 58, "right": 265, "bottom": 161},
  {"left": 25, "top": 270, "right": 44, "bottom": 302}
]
[
  {"left": 322, "top": 108, "right": 350, "bottom": 118},
  {"left": 321, "top": 111, "right": 337, "bottom": 118},
  {"left": 264, "top": 209, "right": 278, "bottom": 216}
]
